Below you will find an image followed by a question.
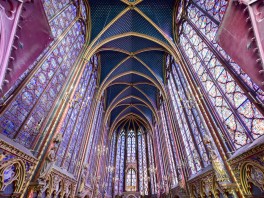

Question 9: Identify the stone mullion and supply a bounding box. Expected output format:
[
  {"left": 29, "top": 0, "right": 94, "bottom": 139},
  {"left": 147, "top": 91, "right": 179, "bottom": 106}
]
[
  {"left": 67, "top": 71, "right": 95, "bottom": 173},
  {"left": 110, "top": 134, "right": 118, "bottom": 196},
  {"left": 138, "top": 132, "right": 143, "bottom": 194},
  {"left": 190, "top": 1, "right": 220, "bottom": 25},
  {"left": 149, "top": 133, "right": 158, "bottom": 194},
  {"left": 118, "top": 132, "right": 124, "bottom": 194},
  {"left": 105, "top": 132, "right": 115, "bottom": 196},
  {"left": 138, "top": 132, "right": 142, "bottom": 193},
  {"left": 99, "top": 125, "right": 109, "bottom": 186},
  {"left": 115, "top": 135, "right": 120, "bottom": 195},
  {"left": 105, "top": 139, "right": 111, "bottom": 187},
  {"left": 102, "top": 128, "right": 111, "bottom": 191},
  {"left": 123, "top": 130, "right": 127, "bottom": 193},
  {"left": 60, "top": 64, "right": 92, "bottom": 168},
  {"left": 186, "top": 17, "right": 264, "bottom": 115},
  {"left": 160, "top": 105, "right": 176, "bottom": 180},
  {"left": 87, "top": 103, "right": 101, "bottom": 165},
  {"left": 144, "top": 132, "right": 151, "bottom": 195},
  {"left": 175, "top": 46, "right": 243, "bottom": 197},
  {"left": 73, "top": 83, "right": 97, "bottom": 176},
  {"left": 159, "top": 121, "right": 169, "bottom": 180},
  {"left": 162, "top": 102, "right": 180, "bottom": 184},
  {"left": 182, "top": 32, "right": 254, "bottom": 141},
  {"left": 166, "top": 82, "right": 189, "bottom": 165},
  {"left": 178, "top": 44, "right": 235, "bottom": 153},
  {"left": 75, "top": 92, "right": 100, "bottom": 186},
  {"left": 28, "top": 47, "right": 88, "bottom": 191},
  {"left": 172, "top": 63, "right": 211, "bottom": 161},
  {"left": 163, "top": 99, "right": 187, "bottom": 184},
  {"left": 168, "top": 75, "right": 204, "bottom": 170},
  {"left": 91, "top": 109, "right": 107, "bottom": 198},
  {"left": 148, "top": 136, "right": 156, "bottom": 194},
  {"left": 90, "top": 106, "right": 102, "bottom": 168},
  {"left": 48, "top": 2, "right": 73, "bottom": 23},
  {"left": 153, "top": 125, "right": 163, "bottom": 185},
  {"left": 112, "top": 132, "right": 119, "bottom": 197},
  {"left": 0, "top": 18, "right": 79, "bottom": 114},
  {"left": 157, "top": 112, "right": 170, "bottom": 180},
  {"left": 166, "top": 91, "right": 191, "bottom": 179},
  {"left": 163, "top": 99, "right": 188, "bottom": 178},
  {"left": 13, "top": 21, "right": 81, "bottom": 142}
]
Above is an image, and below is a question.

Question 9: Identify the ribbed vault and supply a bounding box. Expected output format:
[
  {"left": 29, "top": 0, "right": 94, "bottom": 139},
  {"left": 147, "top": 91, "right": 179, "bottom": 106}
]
[{"left": 87, "top": 0, "right": 178, "bottom": 133}]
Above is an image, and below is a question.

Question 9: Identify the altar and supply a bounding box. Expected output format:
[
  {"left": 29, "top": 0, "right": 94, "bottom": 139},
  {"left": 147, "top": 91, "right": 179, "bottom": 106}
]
[{"left": 122, "top": 191, "right": 140, "bottom": 198}]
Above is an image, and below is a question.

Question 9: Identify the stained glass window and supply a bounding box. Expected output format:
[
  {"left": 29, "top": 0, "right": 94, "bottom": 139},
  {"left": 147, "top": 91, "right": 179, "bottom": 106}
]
[
  {"left": 112, "top": 126, "right": 157, "bottom": 196},
  {"left": 114, "top": 131, "right": 125, "bottom": 195},
  {"left": 86, "top": 102, "right": 104, "bottom": 185},
  {"left": 154, "top": 125, "right": 165, "bottom": 183},
  {"left": 55, "top": 56, "right": 97, "bottom": 175},
  {"left": 168, "top": 55, "right": 211, "bottom": 175},
  {"left": 138, "top": 131, "right": 148, "bottom": 195},
  {"left": 127, "top": 130, "right": 136, "bottom": 163},
  {"left": 126, "top": 168, "right": 137, "bottom": 192},
  {"left": 177, "top": 0, "right": 264, "bottom": 150},
  {"left": 160, "top": 105, "right": 178, "bottom": 187},
  {"left": 80, "top": 0, "right": 88, "bottom": 21},
  {"left": 106, "top": 131, "right": 117, "bottom": 195},
  {"left": 147, "top": 134, "right": 157, "bottom": 194},
  {"left": 0, "top": 0, "right": 88, "bottom": 150}
]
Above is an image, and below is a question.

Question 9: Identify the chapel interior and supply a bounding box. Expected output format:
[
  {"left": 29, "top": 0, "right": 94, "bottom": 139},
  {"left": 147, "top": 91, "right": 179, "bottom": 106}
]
[{"left": 0, "top": 0, "right": 264, "bottom": 198}]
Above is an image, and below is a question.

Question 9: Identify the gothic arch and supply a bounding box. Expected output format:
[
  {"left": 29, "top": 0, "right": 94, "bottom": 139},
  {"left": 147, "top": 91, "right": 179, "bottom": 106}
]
[
  {"left": 241, "top": 161, "right": 264, "bottom": 196},
  {"left": 0, "top": 159, "right": 25, "bottom": 193}
]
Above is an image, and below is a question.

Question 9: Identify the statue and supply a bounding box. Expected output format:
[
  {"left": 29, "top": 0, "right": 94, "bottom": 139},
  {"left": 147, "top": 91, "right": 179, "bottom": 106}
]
[
  {"left": 78, "top": 164, "right": 88, "bottom": 194},
  {"left": 203, "top": 135, "right": 230, "bottom": 183},
  {"left": 39, "top": 133, "right": 63, "bottom": 181},
  {"left": 39, "top": 147, "right": 56, "bottom": 179}
]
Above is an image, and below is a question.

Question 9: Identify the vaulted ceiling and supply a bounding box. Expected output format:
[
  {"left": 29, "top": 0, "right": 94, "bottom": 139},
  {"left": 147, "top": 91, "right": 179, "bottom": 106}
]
[{"left": 87, "top": 0, "right": 179, "bottom": 132}]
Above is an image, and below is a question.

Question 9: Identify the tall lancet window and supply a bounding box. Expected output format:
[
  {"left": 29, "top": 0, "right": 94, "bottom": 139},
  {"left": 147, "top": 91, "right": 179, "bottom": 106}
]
[
  {"left": 160, "top": 105, "right": 178, "bottom": 187},
  {"left": 176, "top": 0, "right": 264, "bottom": 150},
  {"left": 86, "top": 101, "right": 104, "bottom": 185},
  {"left": 114, "top": 131, "right": 125, "bottom": 195},
  {"left": 0, "top": 0, "right": 87, "bottom": 149},
  {"left": 138, "top": 131, "right": 148, "bottom": 195},
  {"left": 106, "top": 131, "right": 117, "bottom": 195},
  {"left": 126, "top": 168, "right": 137, "bottom": 191},
  {"left": 168, "top": 56, "right": 210, "bottom": 175},
  {"left": 112, "top": 125, "right": 157, "bottom": 196},
  {"left": 55, "top": 57, "right": 97, "bottom": 175},
  {"left": 147, "top": 134, "right": 157, "bottom": 194},
  {"left": 127, "top": 130, "right": 136, "bottom": 163}
]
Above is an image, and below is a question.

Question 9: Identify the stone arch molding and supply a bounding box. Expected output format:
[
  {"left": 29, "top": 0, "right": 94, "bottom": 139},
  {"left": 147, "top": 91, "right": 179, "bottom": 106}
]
[
  {"left": 0, "top": 158, "right": 26, "bottom": 193},
  {"left": 240, "top": 161, "right": 264, "bottom": 196}
]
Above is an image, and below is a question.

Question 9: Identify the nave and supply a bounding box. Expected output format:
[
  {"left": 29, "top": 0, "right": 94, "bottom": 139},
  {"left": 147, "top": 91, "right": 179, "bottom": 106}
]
[{"left": 0, "top": 0, "right": 264, "bottom": 198}]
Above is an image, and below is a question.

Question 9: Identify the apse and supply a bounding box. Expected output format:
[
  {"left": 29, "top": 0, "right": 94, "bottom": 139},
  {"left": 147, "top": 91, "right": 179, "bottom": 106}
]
[{"left": 0, "top": 0, "right": 264, "bottom": 198}]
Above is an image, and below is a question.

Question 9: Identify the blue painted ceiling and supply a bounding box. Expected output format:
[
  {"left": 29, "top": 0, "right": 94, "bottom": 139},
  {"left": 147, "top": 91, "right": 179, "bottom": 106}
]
[{"left": 89, "top": 0, "right": 175, "bottom": 129}]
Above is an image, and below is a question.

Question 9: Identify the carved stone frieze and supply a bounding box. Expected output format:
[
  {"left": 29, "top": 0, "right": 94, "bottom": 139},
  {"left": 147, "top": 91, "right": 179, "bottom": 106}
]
[
  {"left": 29, "top": 166, "right": 77, "bottom": 198},
  {"left": 187, "top": 167, "right": 238, "bottom": 198}
]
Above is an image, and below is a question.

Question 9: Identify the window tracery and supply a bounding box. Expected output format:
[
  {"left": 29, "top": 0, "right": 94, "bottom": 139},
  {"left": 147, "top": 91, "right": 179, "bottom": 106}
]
[
  {"left": 114, "top": 131, "right": 125, "bottom": 195},
  {"left": 177, "top": 0, "right": 264, "bottom": 150},
  {"left": 106, "top": 131, "right": 117, "bottom": 195},
  {"left": 147, "top": 134, "right": 157, "bottom": 194},
  {"left": 54, "top": 56, "right": 97, "bottom": 175},
  {"left": 138, "top": 131, "right": 148, "bottom": 195},
  {"left": 160, "top": 105, "right": 178, "bottom": 186},
  {"left": 126, "top": 168, "right": 137, "bottom": 192},
  {"left": 127, "top": 130, "right": 136, "bottom": 163},
  {"left": 0, "top": 0, "right": 88, "bottom": 151},
  {"left": 111, "top": 127, "right": 156, "bottom": 196},
  {"left": 86, "top": 102, "right": 104, "bottom": 185}
]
